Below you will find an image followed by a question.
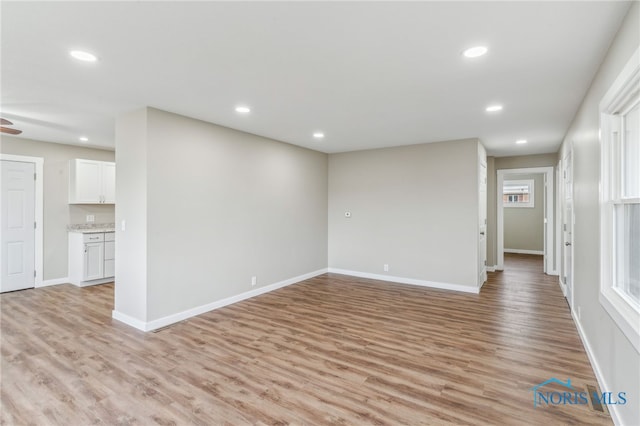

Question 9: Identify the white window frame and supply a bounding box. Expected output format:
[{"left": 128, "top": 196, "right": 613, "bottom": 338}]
[
  {"left": 503, "top": 179, "right": 535, "bottom": 208},
  {"left": 599, "top": 46, "right": 640, "bottom": 353}
]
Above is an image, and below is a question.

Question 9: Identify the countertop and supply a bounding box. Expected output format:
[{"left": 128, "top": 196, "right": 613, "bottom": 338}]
[{"left": 67, "top": 223, "right": 115, "bottom": 234}]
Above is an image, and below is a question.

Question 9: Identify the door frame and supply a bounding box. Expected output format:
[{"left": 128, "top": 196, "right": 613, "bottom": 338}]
[
  {"left": 497, "top": 166, "right": 556, "bottom": 274},
  {"left": 1, "top": 154, "right": 44, "bottom": 287}
]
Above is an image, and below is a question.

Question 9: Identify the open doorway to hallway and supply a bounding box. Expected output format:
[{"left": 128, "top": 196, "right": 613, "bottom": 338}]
[
  {"left": 502, "top": 172, "right": 545, "bottom": 271},
  {"left": 497, "top": 166, "right": 558, "bottom": 276}
]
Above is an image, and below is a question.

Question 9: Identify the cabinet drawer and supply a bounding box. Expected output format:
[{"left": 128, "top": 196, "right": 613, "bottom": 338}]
[
  {"left": 104, "top": 232, "right": 115, "bottom": 242},
  {"left": 83, "top": 233, "right": 104, "bottom": 243}
]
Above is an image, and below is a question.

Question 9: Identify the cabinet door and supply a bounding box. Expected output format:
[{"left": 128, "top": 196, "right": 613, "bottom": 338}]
[
  {"left": 104, "top": 240, "right": 115, "bottom": 260},
  {"left": 104, "top": 260, "right": 115, "bottom": 278},
  {"left": 83, "top": 242, "right": 104, "bottom": 281},
  {"left": 71, "top": 159, "right": 102, "bottom": 203},
  {"left": 102, "top": 162, "right": 116, "bottom": 204}
]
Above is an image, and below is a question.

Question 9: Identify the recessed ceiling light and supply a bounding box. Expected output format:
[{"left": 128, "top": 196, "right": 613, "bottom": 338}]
[
  {"left": 313, "top": 132, "right": 325, "bottom": 139},
  {"left": 69, "top": 50, "right": 98, "bottom": 62},
  {"left": 463, "top": 46, "right": 488, "bottom": 58},
  {"left": 79, "top": 136, "right": 89, "bottom": 142},
  {"left": 485, "top": 105, "right": 503, "bottom": 112},
  {"left": 235, "top": 106, "right": 251, "bottom": 113},
  {"left": 516, "top": 139, "right": 528, "bottom": 144}
]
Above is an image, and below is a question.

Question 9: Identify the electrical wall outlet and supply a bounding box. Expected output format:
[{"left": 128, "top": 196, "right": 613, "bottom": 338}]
[
  {"left": 383, "top": 264, "right": 389, "bottom": 272},
  {"left": 251, "top": 276, "right": 257, "bottom": 287},
  {"left": 86, "top": 215, "right": 95, "bottom": 223}
]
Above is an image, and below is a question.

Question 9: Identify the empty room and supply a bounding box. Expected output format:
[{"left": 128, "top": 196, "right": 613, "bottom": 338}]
[{"left": 1, "top": 2, "right": 639, "bottom": 425}]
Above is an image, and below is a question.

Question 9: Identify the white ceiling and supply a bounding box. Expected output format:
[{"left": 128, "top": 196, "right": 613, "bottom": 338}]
[{"left": 0, "top": 1, "right": 632, "bottom": 156}]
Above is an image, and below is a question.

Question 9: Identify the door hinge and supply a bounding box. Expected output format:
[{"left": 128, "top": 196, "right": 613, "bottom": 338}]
[
  {"left": 563, "top": 223, "right": 567, "bottom": 231},
  {"left": 34, "top": 173, "right": 37, "bottom": 180},
  {"left": 34, "top": 270, "right": 36, "bottom": 278},
  {"left": 34, "top": 221, "right": 37, "bottom": 229},
  {"left": 484, "top": 260, "right": 487, "bottom": 266}
]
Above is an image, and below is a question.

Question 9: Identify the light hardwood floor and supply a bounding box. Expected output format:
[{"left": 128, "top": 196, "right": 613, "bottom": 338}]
[{"left": 1, "top": 254, "right": 610, "bottom": 425}]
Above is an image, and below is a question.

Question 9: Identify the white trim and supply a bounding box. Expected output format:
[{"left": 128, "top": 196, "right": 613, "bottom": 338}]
[
  {"left": 556, "top": 162, "right": 562, "bottom": 283},
  {"left": 504, "top": 248, "right": 544, "bottom": 255},
  {"left": 497, "top": 167, "right": 555, "bottom": 275},
  {"left": 327, "top": 268, "right": 480, "bottom": 294},
  {"left": 599, "top": 46, "right": 640, "bottom": 354},
  {"left": 75, "top": 278, "right": 114, "bottom": 287},
  {"left": 0, "top": 154, "right": 44, "bottom": 287},
  {"left": 486, "top": 265, "right": 497, "bottom": 272},
  {"left": 571, "top": 309, "right": 623, "bottom": 426},
  {"left": 112, "top": 310, "right": 147, "bottom": 331},
  {"left": 557, "top": 276, "right": 567, "bottom": 297},
  {"left": 112, "top": 268, "right": 328, "bottom": 332},
  {"left": 38, "top": 277, "right": 70, "bottom": 288}
]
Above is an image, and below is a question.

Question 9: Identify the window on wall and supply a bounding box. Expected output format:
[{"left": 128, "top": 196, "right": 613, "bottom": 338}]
[
  {"left": 503, "top": 179, "right": 534, "bottom": 208},
  {"left": 599, "top": 47, "right": 640, "bottom": 352}
]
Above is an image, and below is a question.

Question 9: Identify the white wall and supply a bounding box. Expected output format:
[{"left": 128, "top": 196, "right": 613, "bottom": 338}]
[
  {"left": 328, "top": 139, "right": 481, "bottom": 289},
  {"left": 559, "top": 3, "right": 639, "bottom": 425},
  {"left": 114, "top": 108, "right": 149, "bottom": 323},
  {"left": 115, "top": 107, "right": 328, "bottom": 325},
  {"left": 0, "top": 136, "right": 115, "bottom": 281}
]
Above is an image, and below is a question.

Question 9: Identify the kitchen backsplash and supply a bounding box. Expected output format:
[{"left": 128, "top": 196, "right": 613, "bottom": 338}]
[{"left": 69, "top": 204, "right": 115, "bottom": 225}]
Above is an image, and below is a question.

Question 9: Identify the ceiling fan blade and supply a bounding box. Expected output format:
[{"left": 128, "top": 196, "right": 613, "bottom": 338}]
[
  {"left": 1, "top": 118, "right": 13, "bottom": 125},
  {"left": 0, "top": 127, "right": 22, "bottom": 135}
]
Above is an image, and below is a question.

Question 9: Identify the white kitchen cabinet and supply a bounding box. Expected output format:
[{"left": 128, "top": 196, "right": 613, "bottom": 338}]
[
  {"left": 104, "top": 233, "right": 115, "bottom": 278},
  {"left": 69, "top": 231, "right": 115, "bottom": 286},
  {"left": 84, "top": 241, "right": 105, "bottom": 281},
  {"left": 69, "top": 159, "right": 116, "bottom": 204}
]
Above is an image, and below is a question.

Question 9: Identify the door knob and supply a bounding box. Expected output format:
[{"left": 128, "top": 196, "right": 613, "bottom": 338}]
[
  {"left": 480, "top": 232, "right": 485, "bottom": 235},
  {"left": 565, "top": 242, "right": 571, "bottom": 246}
]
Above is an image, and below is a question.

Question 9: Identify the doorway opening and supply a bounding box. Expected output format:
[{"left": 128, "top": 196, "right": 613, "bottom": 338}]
[{"left": 497, "top": 166, "right": 557, "bottom": 276}]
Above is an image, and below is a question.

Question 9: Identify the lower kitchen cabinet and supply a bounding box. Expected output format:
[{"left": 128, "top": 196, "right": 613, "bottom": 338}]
[{"left": 68, "top": 231, "right": 115, "bottom": 286}]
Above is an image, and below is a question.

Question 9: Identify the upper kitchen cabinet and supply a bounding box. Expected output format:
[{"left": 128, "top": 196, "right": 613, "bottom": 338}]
[{"left": 69, "top": 159, "right": 116, "bottom": 204}]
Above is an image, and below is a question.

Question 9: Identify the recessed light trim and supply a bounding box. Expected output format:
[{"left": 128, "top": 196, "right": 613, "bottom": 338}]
[
  {"left": 463, "top": 46, "right": 488, "bottom": 58},
  {"left": 313, "top": 132, "right": 325, "bottom": 139},
  {"left": 516, "top": 139, "right": 528, "bottom": 144},
  {"left": 70, "top": 50, "right": 97, "bottom": 62},
  {"left": 235, "top": 106, "right": 251, "bottom": 113},
  {"left": 79, "top": 136, "right": 89, "bottom": 142},
  {"left": 485, "top": 105, "right": 503, "bottom": 112}
]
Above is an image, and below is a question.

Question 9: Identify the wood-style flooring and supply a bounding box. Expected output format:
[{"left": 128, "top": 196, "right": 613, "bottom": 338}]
[{"left": 1, "top": 254, "right": 610, "bottom": 425}]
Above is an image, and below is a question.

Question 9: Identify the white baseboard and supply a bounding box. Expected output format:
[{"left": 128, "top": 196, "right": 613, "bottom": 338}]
[
  {"left": 557, "top": 277, "right": 567, "bottom": 297},
  {"left": 75, "top": 278, "right": 114, "bottom": 287},
  {"left": 112, "top": 268, "right": 328, "bottom": 332},
  {"left": 37, "top": 277, "right": 69, "bottom": 288},
  {"left": 327, "top": 268, "right": 479, "bottom": 294},
  {"left": 571, "top": 310, "right": 622, "bottom": 425},
  {"left": 504, "top": 249, "right": 544, "bottom": 255},
  {"left": 112, "top": 310, "right": 147, "bottom": 331},
  {"left": 486, "top": 265, "right": 498, "bottom": 272}
]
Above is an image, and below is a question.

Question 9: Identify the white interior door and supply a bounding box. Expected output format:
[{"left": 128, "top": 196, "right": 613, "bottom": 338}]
[
  {"left": 563, "top": 151, "right": 573, "bottom": 307},
  {"left": 1, "top": 160, "right": 36, "bottom": 292},
  {"left": 479, "top": 161, "right": 487, "bottom": 284}
]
